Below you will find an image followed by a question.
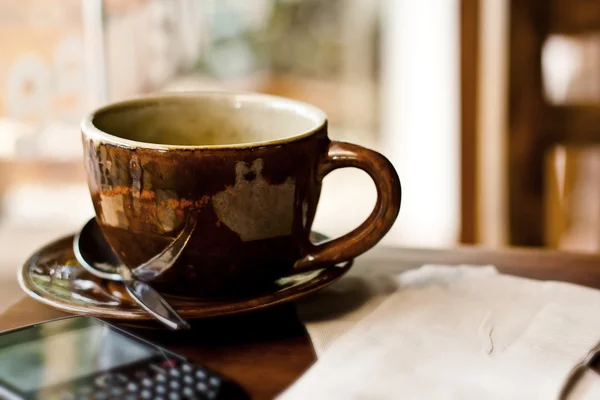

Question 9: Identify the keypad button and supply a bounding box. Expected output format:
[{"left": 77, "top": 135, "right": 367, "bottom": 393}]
[
  {"left": 141, "top": 378, "right": 153, "bottom": 388},
  {"left": 135, "top": 371, "right": 149, "bottom": 380},
  {"left": 150, "top": 363, "right": 167, "bottom": 374},
  {"left": 109, "top": 387, "right": 124, "bottom": 397},
  {"left": 195, "top": 370, "right": 207, "bottom": 380},
  {"left": 115, "top": 373, "right": 129, "bottom": 382},
  {"left": 155, "top": 384, "right": 167, "bottom": 394},
  {"left": 206, "top": 390, "right": 217, "bottom": 400},
  {"left": 93, "top": 392, "right": 108, "bottom": 400},
  {"left": 196, "top": 382, "right": 208, "bottom": 392},
  {"left": 140, "top": 389, "right": 153, "bottom": 399},
  {"left": 94, "top": 373, "right": 128, "bottom": 388},
  {"left": 168, "top": 393, "right": 181, "bottom": 400},
  {"left": 183, "top": 375, "right": 194, "bottom": 385},
  {"left": 182, "top": 363, "right": 193, "bottom": 373},
  {"left": 123, "top": 396, "right": 137, "bottom": 400},
  {"left": 170, "top": 380, "right": 181, "bottom": 390},
  {"left": 126, "top": 382, "right": 139, "bottom": 392},
  {"left": 162, "top": 359, "right": 178, "bottom": 368},
  {"left": 182, "top": 386, "right": 195, "bottom": 397},
  {"left": 169, "top": 368, "right": 181, "bottom": 378},
  {"left": 156, "top": 373, "right": 168, "bottom": 383},
  {"left": 208, "top": 377, "right": 220, "bottom": 387}
]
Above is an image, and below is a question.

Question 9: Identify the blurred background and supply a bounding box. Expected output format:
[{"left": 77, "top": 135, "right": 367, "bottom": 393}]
[{"left": 1, "top": 0, "right": 600, "bottom": 295}]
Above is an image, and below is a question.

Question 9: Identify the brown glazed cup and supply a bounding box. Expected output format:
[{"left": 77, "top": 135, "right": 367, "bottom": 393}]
[{"left": 81, "top": 92, "right": 401, "bottom": 298}]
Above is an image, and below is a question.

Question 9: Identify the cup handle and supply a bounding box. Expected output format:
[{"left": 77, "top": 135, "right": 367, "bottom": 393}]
[{"left": 294, "top": 141, "right": 402, "bottom": 272}]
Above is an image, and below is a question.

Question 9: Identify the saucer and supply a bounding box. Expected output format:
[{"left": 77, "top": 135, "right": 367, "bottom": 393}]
[{"left": 19, "top": 233, "right": 352, "bottom": 322}]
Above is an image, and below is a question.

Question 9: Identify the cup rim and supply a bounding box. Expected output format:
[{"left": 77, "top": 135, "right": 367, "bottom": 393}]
[{"left": 81, "top": 91, "right": 328, "bottom": 150}]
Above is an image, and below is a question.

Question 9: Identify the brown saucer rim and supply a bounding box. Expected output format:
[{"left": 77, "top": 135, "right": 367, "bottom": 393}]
[{"left": 18, "top": 234, "right": 353, "bottom": 320}]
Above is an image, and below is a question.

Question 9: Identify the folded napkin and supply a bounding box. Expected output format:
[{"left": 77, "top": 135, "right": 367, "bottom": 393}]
[{"left": 280, "top": 265, "right": 600, "bottom": 399}]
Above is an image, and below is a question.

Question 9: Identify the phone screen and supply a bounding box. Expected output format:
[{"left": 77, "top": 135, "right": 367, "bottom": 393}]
[{"left": 0, "top": 318, "right": 159, "bottom": 393}]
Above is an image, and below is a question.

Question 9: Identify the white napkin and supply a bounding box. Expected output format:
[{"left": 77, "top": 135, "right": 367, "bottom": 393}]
[{"left": 280, "top": 265, "right": 600, "bottom": 399}]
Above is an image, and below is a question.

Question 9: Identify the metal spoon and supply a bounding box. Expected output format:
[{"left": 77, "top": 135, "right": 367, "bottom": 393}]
[{"left": 73, "top": 218, "right": 192, "bottom": 330}]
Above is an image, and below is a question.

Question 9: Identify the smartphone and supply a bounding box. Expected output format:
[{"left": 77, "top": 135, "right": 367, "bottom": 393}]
[{"left": 0, "top": 316, "right": 249, "bottom": 400}]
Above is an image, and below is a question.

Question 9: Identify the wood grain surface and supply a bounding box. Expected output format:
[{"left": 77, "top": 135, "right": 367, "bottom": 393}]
[{"left": 2, "top": 246, "right": 600, "bottom": 399}]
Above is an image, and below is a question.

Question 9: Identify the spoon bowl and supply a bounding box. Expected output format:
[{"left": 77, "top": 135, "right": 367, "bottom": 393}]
[{"left": 74, "top": 218, "right": 190, "bottom": 330}]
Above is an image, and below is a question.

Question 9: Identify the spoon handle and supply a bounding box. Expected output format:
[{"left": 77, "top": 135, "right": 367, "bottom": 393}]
[{"left": 124, "top": 279, "right": 190, "bottom": 330}]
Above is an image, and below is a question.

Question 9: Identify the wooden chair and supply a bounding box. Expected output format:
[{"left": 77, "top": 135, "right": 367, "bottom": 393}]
[{"left": 508, "top": 0, "right": 600, "bottom": 246}]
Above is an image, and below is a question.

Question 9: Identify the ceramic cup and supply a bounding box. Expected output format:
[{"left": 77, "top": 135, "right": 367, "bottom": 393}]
[{"left": 81, "top": 92, "right": 401, "bottom": 298}]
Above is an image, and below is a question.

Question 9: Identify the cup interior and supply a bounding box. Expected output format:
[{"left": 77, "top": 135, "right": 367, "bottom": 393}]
[{"left": 86, "top": 92, "right": 326, "bottom": 147}]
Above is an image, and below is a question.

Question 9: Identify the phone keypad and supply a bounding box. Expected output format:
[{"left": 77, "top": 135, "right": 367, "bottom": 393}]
[
  {"left": 125, "top": 360, "right": 218, "bottom": 399},
  {"left": 47, "top": 358, "right": 222, "bottom": 400}
]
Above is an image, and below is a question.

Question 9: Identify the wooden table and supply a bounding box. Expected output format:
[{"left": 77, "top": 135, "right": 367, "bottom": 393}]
[{"left": 2, "top": 246, "right": 600, "bottom": 399}]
